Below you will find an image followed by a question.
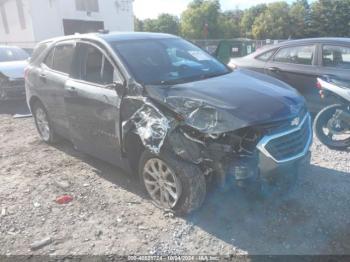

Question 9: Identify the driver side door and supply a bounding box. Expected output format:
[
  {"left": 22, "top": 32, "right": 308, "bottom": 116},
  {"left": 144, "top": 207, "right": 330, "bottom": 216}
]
[{"left": 64, "top": 41, "right": 124, "bottom": 165}]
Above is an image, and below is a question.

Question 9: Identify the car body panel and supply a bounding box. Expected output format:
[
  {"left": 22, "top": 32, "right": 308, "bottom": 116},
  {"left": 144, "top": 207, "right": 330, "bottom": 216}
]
[
  {"left": 0, "top": 60, "right": 27, "bottom": 100},
  {"left": 146, "top": 69, "right": 305, "bottom": 134}
]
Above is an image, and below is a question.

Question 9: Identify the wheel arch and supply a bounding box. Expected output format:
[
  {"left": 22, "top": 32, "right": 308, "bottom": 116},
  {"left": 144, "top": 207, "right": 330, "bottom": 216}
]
[
  {"left": 124, "top": 131, "right": 145, "bottom": 174},
  {"left": 29, "top": 96, "right": 44, "bottom": 112}
]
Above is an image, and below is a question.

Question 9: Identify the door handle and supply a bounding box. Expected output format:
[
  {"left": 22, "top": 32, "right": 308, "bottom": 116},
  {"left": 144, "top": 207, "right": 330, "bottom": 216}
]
[
  {"left": 66, "top": 86, "right": 78, "bottom": 95},
  {"left": 39, "top": 74, "right": 47, "bottom": 81},
  {"left": 268, "top": 67, "right": 281, "bottom": 73}
]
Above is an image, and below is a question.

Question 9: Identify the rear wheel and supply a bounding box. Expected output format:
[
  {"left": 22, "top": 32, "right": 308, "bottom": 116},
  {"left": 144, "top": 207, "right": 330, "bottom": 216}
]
[
  {"left": 139, "top": 151, "right": 206, "bottom": 215},
  {"left": 32, "top": 101, "right": 58, "bottom": 144}
]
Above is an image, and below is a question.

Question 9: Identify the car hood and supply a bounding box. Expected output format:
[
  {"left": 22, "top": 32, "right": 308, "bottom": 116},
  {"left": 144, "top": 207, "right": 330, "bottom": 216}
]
[
  {"left": 145, "top": 69, "right": 306, "bottom": 134},
  {"left": 0, "top": 60, "right": 27, "bottom": 79}
]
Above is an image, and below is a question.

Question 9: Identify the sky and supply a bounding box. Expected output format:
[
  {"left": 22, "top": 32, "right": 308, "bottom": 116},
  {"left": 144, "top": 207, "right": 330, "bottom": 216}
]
[{"left": 133, "top": 0, "right": 296, "bottom": 20}]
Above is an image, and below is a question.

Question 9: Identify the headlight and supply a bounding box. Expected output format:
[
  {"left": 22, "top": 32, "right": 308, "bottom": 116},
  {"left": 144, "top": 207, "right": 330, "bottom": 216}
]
[{"left": 227, "top": 60, "right": 237, "bottom": 69}]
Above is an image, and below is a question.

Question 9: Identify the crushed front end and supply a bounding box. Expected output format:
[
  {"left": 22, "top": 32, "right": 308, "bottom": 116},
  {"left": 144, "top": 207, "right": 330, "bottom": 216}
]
[
  {"left": 121, "top": 81, "right": 312, "bottom": 193},
  {"left": 165, "top": 110, "right": 312, "bottom": 190}
]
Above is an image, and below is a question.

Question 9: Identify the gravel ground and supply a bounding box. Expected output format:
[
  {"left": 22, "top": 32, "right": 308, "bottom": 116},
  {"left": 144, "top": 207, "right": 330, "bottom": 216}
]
[{"left": 1, "top": 101, "right": 350, "bottom": 256}]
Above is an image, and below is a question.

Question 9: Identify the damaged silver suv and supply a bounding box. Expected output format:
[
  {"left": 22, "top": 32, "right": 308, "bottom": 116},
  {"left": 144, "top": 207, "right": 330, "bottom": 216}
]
[{"left": 26, "top": 32, "right": 312, "bottom": 214}]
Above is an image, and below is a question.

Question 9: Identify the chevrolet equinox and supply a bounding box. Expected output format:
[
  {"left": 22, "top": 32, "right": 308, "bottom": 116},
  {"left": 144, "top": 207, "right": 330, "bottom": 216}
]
[{"left": 26, "top": 32, "right": 312, "bottom": 214}]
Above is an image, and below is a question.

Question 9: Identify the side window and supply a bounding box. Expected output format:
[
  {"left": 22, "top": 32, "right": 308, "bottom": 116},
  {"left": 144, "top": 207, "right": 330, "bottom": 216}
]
[
  {"left": 323, "top": 45, "right": 350, "bottom": 69},
  {"left": 273, "top": 45, "right": 315, "bottom": 65},
  {"left": 77, "top": 43, "right": 118, "bottom": 85},
  {"left": 256, "top": 49, "right": 276, "bottom": 62},
  {"left": 52, "top": 44, "right": 75, "bottom": 74},
  {"left": 43, "top": 48, "right": 55, "bottom": 68}
]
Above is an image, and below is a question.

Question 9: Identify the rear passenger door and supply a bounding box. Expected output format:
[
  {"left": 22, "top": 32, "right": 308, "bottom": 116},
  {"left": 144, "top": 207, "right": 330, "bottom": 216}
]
[
  {"left": 265, "top": 45, "right": 320, "bottom": 111},
  {"left": 321, "top": 44, "right": 350, "bottom": 81},
  {"left": 37, "top": 42, "right": 75, "bottom": 135},
  {"left": 64, "top": 41, "right": 124, "bottom": 164}
]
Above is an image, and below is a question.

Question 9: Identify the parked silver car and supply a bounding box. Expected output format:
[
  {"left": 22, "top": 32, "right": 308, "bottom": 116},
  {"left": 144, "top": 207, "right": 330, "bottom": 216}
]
[{"left": 0, "top": 46, "right": 29, "bottom": 101}]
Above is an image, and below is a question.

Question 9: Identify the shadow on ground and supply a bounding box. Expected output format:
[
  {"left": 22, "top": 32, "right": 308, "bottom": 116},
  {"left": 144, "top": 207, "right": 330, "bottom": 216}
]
[{"left": 0, "top": 100, "right": 30, "bottom": 115}]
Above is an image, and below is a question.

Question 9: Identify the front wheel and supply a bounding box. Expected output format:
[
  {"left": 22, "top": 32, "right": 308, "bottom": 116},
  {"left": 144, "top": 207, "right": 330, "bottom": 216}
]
[
  {"left": 139, "top": 151, "right": 206, "bottom": 215},
  {"left": 32, "top": 101, "right": 58, "bottom": 144},
  {"left": 314, "top": 104, "right": 350, "bottom": 150}
]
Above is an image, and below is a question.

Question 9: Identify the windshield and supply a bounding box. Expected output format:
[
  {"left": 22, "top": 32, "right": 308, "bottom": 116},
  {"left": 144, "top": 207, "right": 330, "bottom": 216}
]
[
  {"left": 112, "top": 38, "right": 230, "bottom": 85},
  {"left": 0, "top": 47, "right": 29, "bottom": 62}
]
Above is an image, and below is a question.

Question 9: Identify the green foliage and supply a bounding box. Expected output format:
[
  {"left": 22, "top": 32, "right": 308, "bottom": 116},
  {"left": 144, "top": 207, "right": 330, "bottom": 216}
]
[
  {"left": 180, "top": 0, "right": 221, "bottom": 39},
  {"left": 134, "top": 0, "right": 350, "bottom": 39},
  {"left": 135, "top": 14, "right": 179, "bottom": 35},
  {"left": 289, "top": 0, "right": 311, "bottom": 38},
  {"left": 252, "top": 2, "right": 292, "bottom": 39},
  {"left": 218, "top": 10, "right": 243, "bottom": 38},
  {"left": 240, "top": 4, "right": 267, "bottom": 38},
  {"left": 310, "top": 0, "right": 350, "bottom": 37}
]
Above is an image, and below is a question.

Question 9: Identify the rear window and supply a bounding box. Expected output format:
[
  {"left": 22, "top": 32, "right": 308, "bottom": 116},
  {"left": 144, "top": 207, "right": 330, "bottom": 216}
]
[
  {"left": 323, "top": 45, "right": 350, "bottom": 69},
  {"left": 52, "top": 44, "right": 75, "bottom": 74},
  {"left": 0, "top": 47, "right": 29, "bottom": 62}
]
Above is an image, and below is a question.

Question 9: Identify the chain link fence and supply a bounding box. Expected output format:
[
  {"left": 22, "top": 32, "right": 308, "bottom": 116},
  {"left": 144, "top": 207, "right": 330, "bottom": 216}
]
[{"left": 191, "top": 39, "right": 287, "bottom": 53}]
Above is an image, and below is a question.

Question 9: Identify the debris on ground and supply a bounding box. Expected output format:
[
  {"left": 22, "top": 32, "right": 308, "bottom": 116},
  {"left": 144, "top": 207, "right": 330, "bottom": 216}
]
[
  {"left": 55, "top": 195, "right": 73, "bottom": 205},
  {"left": 13, "top": 114, "right": 32, "bottom": 119},
  {"left": 30, "top": 237, "right": 53, "bottom": 251}
]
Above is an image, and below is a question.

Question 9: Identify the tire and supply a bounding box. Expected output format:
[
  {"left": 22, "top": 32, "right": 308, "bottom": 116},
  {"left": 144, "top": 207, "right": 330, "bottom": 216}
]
[
  {"left": 314, "top": 104, "right": 350, "bottom": 150},
  {"left": 139, "top": 150, "right": 206, "bottom": 215},
  {"left": 32, "top": 101, "right": 58, "bottom": 144}
]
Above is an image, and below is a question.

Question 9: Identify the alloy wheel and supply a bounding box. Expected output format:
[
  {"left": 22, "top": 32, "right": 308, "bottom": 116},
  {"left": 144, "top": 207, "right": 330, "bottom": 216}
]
[
  {"left": 35, "top": 107, "right": 50, "bottom": 141},
  {"left": 143, "top": 158, "right": 182, "bottom": 209}
]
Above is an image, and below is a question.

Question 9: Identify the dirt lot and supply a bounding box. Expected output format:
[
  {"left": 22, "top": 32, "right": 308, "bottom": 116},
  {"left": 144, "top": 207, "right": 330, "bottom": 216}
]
[{"left": 1, "top": 101, "right": 350, "bottom": 256}]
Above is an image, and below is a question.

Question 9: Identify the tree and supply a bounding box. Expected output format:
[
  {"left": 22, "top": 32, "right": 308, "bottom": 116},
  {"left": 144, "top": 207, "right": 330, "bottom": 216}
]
[
  {"left": 310, "top": 0, "right": 350, "bottom": 37},
  {"left": 135, "top": 14, "right": 179, "bottom": 35},
  {"left": 156, "top": 14, "right": 180, "bottom": 35},
  {"left": 180, "top": 0, "right": 222, "bottom": 39},
  {"left": 252, "top": 2, "right": 292, "bottom": 39},
  {"left": 218, "top": 9, "right": 243, "bottom": 38},
  {"left": 134, "top": 16, "right": 144, "bottom": 32},
  {"left": 289, "top": 0, "right": 311, "bottom": 38},
  {"left": 240, "top": 4, "right": 267, "bottom": 38}
]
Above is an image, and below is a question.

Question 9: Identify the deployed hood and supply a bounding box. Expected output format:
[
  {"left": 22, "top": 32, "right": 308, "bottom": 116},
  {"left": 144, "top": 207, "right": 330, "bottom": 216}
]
[
  {"left": 0, "top": 60, "right": 27, "bottom": 79},
  {"left": 145, "top": 69, "right": 306, "bottom": 134}
]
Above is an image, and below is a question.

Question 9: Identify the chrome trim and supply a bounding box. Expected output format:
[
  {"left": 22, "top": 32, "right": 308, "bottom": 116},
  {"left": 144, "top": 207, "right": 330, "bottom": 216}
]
[{"left": 257, "top": 113, "right": 312, "bottom": 164}]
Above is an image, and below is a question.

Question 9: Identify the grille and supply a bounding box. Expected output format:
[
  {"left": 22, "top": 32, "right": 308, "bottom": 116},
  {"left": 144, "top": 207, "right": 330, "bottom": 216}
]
[{"left": 258, "top": 114, "right": 311, "bottom": 162}]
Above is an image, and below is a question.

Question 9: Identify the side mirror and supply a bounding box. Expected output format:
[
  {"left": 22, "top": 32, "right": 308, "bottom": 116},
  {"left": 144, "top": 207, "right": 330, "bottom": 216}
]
[{"left": 113, "top": 81, "right": 126, "bottom": 97}]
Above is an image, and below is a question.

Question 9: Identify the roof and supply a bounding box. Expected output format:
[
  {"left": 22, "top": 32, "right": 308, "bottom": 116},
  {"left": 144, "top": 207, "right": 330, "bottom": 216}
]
[
  {"left": 99, "top": 32, "right": 178, "bottom": 42},
  {"left": 41, "top": 31, "right": 179, "bottom": 46},
  {"left": 275, "top": 37, "right": 350, "bottom": 47}
]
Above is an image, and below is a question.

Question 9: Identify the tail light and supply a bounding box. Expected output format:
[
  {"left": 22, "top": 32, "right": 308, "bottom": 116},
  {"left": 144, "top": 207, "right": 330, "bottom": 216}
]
[
  {"left": 316, "top": 79, "right": 323, "bottom": 89},
  {"left": 24, "top": 67, "right": 29, "bottom": 80}
]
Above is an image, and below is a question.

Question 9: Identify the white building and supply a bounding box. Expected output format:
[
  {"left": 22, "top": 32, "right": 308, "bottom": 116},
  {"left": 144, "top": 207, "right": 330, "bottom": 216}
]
[{"left": 0, "top": 0, "right": 134, "bottom": 48}]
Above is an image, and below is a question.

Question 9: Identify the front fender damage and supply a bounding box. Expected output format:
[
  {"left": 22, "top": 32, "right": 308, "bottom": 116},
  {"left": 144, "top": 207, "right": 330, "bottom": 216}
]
[{"left": 121, "top": 94, "right": 263, "bottom": 188}]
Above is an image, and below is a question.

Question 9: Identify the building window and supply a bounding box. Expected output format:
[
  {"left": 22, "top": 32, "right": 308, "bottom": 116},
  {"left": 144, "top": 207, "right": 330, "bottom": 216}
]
[
  {"left": 16, "top": 0, "right": 26, "bottom": 29},
  {"left": 115, "top": 0, "right": 130, "bottom": 12},
  {"left": 0, "top": 4, "right": 9, "bottom": 34},
  {"left": 75, "top": 0, "right": 99, "bottom": 12}
]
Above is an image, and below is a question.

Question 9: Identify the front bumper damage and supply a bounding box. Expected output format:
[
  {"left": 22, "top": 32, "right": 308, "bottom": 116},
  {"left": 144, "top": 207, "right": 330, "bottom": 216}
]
[{"left": 121, "top": 86, "right": 312, "bottom": 189}]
